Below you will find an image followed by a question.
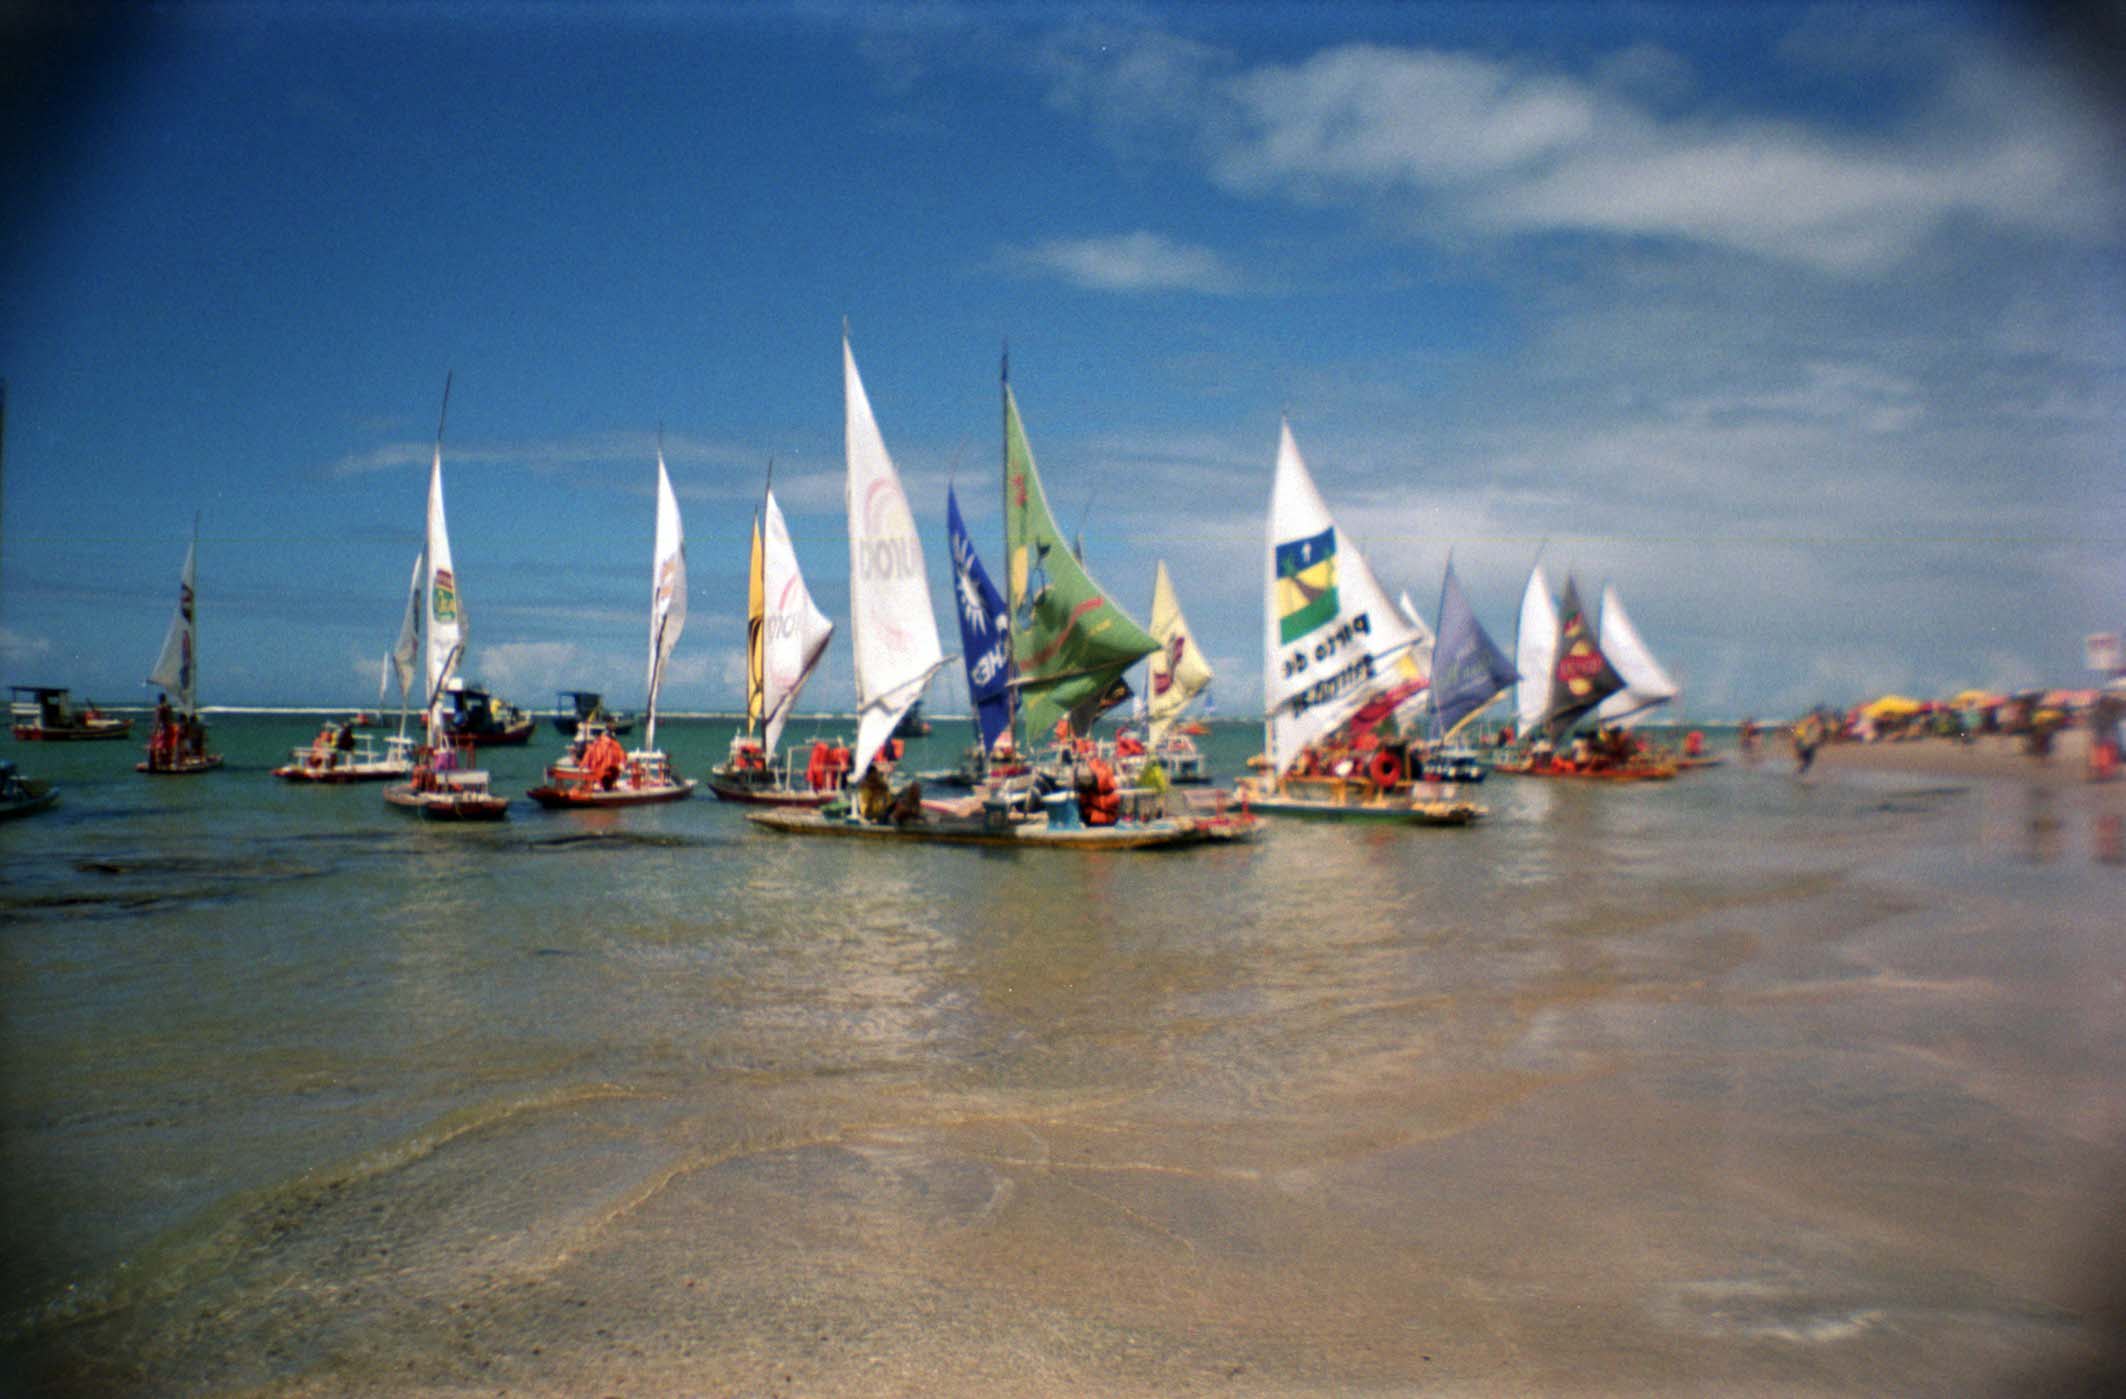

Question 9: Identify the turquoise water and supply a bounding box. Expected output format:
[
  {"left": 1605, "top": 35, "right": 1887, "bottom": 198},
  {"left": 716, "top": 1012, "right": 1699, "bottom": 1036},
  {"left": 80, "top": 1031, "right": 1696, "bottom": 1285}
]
[{"left": 3, "top": 716, "right": 2122, "bottom": 1393}]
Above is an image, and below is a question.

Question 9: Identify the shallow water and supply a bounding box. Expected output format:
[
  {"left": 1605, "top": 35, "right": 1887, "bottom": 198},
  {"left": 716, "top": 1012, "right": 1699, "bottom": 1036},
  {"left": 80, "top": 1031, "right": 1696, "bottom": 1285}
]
[{"left": 2, "top": 717, "right": 2122, "bottom": 1394}]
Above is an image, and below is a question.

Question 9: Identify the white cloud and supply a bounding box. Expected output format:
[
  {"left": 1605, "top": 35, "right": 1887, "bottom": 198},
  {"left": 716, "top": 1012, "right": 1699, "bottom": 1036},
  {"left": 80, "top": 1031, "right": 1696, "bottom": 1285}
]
[
  {"left": 0, "top": 627, "right": 53, "bottom": 663},
  {"left": 1001, "top": 231, "right": 1243, "bottom": 295},
  {"left": 1052, "top": 33, "right": 2123, "bottom": 275}
]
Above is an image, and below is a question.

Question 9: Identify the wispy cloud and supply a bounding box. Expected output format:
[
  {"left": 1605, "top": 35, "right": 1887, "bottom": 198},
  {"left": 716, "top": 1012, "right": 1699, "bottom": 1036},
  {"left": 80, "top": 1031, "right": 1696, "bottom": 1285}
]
[
  {"left": 999, "top": 231, "right": 1243, "bottom": 294},
  {"left": 1046, "top": 32, "right": 2123, "bottom": 276}
]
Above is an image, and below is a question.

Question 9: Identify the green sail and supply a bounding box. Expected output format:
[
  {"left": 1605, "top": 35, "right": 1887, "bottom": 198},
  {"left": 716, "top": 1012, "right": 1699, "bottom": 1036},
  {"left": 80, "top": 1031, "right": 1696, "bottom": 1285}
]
[{"left": 1003, "top": 383, "right": 1157, "bottom": 743}]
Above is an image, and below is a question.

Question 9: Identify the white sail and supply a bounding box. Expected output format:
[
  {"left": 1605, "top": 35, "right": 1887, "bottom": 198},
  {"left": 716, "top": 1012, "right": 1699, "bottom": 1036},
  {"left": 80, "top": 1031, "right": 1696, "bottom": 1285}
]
[
  {"left": 843, "top": 330, "right": 947, "bottom": 780},
  {"left": 1592, "top": 584, "right": 1678, "bottom": 727},
  {"left": 148, "top": 525, "right": 199, "bottom": 712},
  {"left": 1262, "top": 419, "right": 1426, "bottom": 776},
  {"left": 423, "top": 438, "right": 465, "bottom": 743},
  {"left": 1514, "top": 564, "right": 1558, "bottom": 737},
  {"left": 1146, "top": 560, "right": 1213, "bottom": 747},
  {"left": 643, "top": 450, "right": 688, "bottom": 749},
  {"left": 1390, "top": 587, "right": 1438, "bottom": 729},
  {"left": 389, "top": 549, "right": 423, "bottom": 705},
  {"left": 760, "top": 486, "right": 833, "bottom": 756}
]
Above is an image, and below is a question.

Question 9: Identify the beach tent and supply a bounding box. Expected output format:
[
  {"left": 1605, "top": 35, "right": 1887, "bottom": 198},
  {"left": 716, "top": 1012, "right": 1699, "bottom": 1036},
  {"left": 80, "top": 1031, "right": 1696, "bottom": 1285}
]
[{"left": 1859, "top": 694, "right": 1924, "bottom": 720}]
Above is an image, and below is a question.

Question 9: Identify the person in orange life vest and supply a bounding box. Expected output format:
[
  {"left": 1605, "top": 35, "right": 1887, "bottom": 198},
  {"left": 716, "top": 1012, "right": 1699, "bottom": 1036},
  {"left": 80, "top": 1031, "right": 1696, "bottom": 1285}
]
[
  {"left": 1684, "top": 730, "right": 1705, "bottom": 758},
  {"left": 586, "top": 731, "right": 627, "bottom": 789},
  {"left": 886, "top": 737, "right": 904, "bottom": 765},
  {"left": 1115, "top": 729, "right": 1146, "bottom": 759},
  {"left": 825, "top": 739, "right": 851, "bottom": 790},
  {"left": 806, "top": 739, "right": 831, "bottom": 791},
  {"left": 1078, "top": 755, "right": 1120, "bottom": 827}
]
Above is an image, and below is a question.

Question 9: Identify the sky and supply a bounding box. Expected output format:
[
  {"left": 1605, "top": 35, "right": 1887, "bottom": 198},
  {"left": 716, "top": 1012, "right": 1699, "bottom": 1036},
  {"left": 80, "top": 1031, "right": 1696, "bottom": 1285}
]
[{"left": 2, "top": 0, "right": 2121, "bottom": 722}]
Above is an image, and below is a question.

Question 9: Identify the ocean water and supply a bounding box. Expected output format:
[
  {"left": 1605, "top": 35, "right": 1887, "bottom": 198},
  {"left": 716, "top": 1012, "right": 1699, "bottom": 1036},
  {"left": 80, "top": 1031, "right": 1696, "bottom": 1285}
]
[{"left": 2, "top": 715, "right": 2122, "bottom": 1395}]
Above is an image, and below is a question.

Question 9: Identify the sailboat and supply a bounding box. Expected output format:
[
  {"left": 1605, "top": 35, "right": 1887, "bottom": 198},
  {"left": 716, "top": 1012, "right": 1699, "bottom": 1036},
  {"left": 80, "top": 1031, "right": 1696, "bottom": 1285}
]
[
  {"left": 529, "top": 448, "right": 697, "bottom": 807},
  {"left": 705, "top": 472, "right": 839, "bottom": 805},
  {"left": 1513, "top": 560, "right": 1559, "bottom": 747},
  {"left": 276, "top": 553, "right": 421, "bottom": 782},
  {"left": 1414, "top": 558, "right": 1518, "bottom": 781},
  {"left": 138, "top": 518, "right": 222, "bottom": 774},
  {"left": 1235, "top": 419, "right": 1480, "bottom": 825},
  {"left": 384, "top": 377, "right": 510, "bottom": 820},
  {"left": 750, "top": 336, "right": 1255, "bottom": 848},
  {"left": 1137, "top": 560, "right": 1214, "bottom": 783},
  {"left": 918, "top": 483, "right": 1022, "bottom": 791},
  {"left": 1592, "top": 584, "right": 1679, "bottom": 727},
  {"left": 1496, "top": 574, "right": 1671, "bottom": 780}
]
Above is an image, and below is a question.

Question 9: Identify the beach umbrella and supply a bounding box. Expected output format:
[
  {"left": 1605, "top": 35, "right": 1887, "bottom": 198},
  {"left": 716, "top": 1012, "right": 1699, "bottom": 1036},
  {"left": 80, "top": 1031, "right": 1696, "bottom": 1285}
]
[
  {"left": 1860, "top": 694, "right": 1924, "bottom": 719},
  {"left": 1947, "top": 689, "right": 2005, "bottom": 709}
]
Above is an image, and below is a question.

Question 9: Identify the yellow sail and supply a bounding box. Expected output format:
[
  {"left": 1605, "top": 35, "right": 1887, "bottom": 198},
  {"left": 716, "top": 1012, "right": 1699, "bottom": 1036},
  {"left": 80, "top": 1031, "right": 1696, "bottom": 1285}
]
[
  {"left": 744, "top": 508, "right": 765, "bottom": 730},
  {"left": 1146, "top": 559, "right": 1213, "bottom": 747}
]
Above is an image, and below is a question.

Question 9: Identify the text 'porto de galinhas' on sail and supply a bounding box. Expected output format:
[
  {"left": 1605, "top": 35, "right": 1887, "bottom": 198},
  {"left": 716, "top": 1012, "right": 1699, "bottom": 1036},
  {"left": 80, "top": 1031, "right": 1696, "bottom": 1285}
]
[{"left": 1261, "top": 419, "right": 1425, "bottom": 775}]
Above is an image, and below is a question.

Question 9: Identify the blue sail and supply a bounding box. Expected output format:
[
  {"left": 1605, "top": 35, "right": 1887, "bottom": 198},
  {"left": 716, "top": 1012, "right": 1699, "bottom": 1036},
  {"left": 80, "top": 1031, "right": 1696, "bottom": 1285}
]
[
  {"left": 947, "top": 487, "right": 1014, "bottom": 753},
  {"left": 1429, "top": 560, "right": 1519, "bottom": 738}
]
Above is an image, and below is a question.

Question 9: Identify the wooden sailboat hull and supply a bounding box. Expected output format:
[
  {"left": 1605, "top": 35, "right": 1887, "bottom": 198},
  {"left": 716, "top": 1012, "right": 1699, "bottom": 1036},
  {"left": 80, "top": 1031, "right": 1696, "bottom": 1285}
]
[
  {"left": 747, "top": 806, "right": 1258, "bottom": 849},
  {"left": 526, "top": 778, "right": 695, "bottom": 808},
  {"left": 273, "top": 761, "right": 409, "bottom": 784},
  {"left": 384, "top": 784, "right": 510, "bottom": 820},
  {"left": 0, "top": 785, "right": 58, "bottom": 820},
  {"left": 704, "top": 772, "right": 838, "bottom": 806},
  {"left": 1241, "top": 778, "right": 1488, "bottom": 820},
  {"left": 1492, "top": 760, "right": 1675, "bottom": 782},
  {"left": 12, "top": 720, "right": 133, "bottom": 741},
  {"left": 137, "top": 754, "right": 224, "bottom": 775}
]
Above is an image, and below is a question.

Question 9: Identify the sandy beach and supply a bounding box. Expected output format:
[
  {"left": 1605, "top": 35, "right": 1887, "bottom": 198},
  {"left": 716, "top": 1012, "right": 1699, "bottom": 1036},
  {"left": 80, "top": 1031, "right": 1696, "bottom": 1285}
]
[{"left": 1804, "top": 728, "right": 2121, "bottom": 790}]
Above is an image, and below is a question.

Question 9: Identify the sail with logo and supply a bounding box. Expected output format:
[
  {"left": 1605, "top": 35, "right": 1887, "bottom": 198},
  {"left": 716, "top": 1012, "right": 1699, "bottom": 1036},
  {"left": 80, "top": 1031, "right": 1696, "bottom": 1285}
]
[
  {"left": 385, "top": 375, "right": 509, "bottom": 818},
  {"left": 1260, "top": 419, "right": 1427, "bottom": 776},
  {"left": 845, "top": 329, "right": 950, "bottom": 782},
  {"left": 947, "top": 485, "right": 1012, "bottom": 756},
  {"left": 1003, "top": 368, "right": 1157, "bottom": 746},
  {"left": 1543, "top": 575, "right": 1626, "bottom": 736}
]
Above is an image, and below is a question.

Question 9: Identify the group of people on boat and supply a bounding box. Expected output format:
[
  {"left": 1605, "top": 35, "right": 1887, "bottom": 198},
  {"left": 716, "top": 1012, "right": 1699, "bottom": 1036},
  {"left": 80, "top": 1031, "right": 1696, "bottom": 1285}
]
[
  {"left": 802, "top": 738, "right": 854, "bottom": 792},
  {"left": 1523, "top": 725, "right": 1658, "bottom": 775},
  {"left": 300, "top": 718, "right": 360, "bottom": 772},
  {"left": 145, "top": 693, "right": 209, "bottom": 771}
]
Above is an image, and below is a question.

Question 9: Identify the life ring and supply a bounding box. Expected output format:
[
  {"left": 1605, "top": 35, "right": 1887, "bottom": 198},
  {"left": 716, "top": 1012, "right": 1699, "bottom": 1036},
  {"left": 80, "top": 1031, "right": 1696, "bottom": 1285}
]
[{"left": 1369, "top": 749, "right": 1403, "bottom": 788}]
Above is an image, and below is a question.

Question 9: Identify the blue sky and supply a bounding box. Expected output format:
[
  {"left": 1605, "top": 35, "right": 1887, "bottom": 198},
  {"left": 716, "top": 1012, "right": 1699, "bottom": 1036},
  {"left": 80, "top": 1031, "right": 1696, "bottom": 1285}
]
[{"left": 3, "top": 1, "right": 2121, "bottom": 720}]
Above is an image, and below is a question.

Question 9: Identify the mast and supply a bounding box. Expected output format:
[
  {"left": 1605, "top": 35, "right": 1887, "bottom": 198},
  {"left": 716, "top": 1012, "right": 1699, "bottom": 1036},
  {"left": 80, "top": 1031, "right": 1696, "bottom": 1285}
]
[{"left": 1000, "top": 342, "right": 1016, "bottom": 755}]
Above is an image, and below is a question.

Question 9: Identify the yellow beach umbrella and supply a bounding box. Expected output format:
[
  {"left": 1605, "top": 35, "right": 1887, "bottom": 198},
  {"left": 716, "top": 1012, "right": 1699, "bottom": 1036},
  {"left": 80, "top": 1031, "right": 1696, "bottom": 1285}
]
[
  {"left": 1947, "top": 689, "right": 2005, "bottom": 710},
  {"left": 1860, "top": 694, "right": 1924, "bottom": 719}
]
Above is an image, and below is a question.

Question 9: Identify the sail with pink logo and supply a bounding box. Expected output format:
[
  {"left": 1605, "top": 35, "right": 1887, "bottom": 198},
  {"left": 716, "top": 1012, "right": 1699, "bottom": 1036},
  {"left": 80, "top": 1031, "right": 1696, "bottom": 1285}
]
[{"left": 843, "top": 329, "right": 948, "bottom": 781}]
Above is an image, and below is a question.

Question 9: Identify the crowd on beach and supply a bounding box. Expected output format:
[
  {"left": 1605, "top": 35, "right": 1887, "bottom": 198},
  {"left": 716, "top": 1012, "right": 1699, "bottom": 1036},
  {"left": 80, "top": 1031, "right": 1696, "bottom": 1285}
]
[{"left": 1763, "top": 685, "right": 2125, "bottom": 780}]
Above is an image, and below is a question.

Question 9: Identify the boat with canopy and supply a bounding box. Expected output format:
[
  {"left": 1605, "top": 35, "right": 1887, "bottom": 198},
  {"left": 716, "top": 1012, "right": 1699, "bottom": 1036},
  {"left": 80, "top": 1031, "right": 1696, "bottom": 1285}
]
[
  {"left": 138, "top": 518, "right": 222, "bottom": 775},
  {"left": 384, "top": 377, "right": 510, "bottom": 820},
  {"left": 529, "top": 445, "right": 697, "bottom": 807}
]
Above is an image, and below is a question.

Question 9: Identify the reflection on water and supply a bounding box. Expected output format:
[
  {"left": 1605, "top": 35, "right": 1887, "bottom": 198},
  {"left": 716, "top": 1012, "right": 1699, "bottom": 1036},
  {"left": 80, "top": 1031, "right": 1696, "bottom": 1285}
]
[{"left": 3, "top": 717, "right": 2123, "bottom": 1393}]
